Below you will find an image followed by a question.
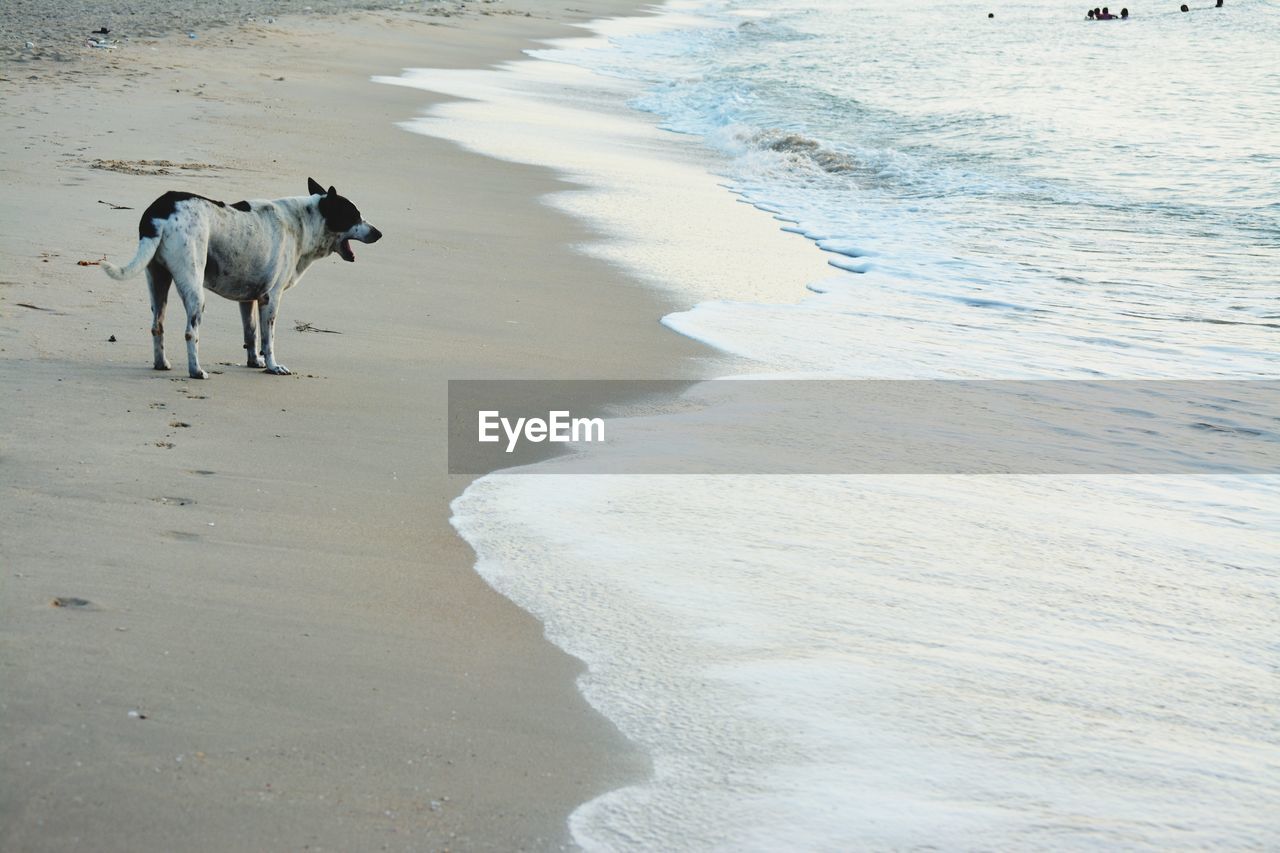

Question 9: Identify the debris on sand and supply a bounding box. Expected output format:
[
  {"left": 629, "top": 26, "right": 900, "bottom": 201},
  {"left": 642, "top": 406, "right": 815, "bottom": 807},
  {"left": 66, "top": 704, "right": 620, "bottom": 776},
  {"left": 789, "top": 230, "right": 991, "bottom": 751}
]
[
  {"left": 294, "top": 321, "right": 341, "bottom": 334},
  {"left": 90, "top": 159, "right": 221, "bottom": 176}
]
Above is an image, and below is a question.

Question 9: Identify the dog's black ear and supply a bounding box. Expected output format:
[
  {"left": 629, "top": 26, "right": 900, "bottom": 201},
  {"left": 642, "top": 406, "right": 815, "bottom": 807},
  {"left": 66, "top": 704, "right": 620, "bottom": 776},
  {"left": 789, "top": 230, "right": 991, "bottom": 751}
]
[
  {"left": 308, "top": 178, "right": 325, "bottom": 196},
  {"left": 327, "top": 185, "right": 337, "bottom": 198}
]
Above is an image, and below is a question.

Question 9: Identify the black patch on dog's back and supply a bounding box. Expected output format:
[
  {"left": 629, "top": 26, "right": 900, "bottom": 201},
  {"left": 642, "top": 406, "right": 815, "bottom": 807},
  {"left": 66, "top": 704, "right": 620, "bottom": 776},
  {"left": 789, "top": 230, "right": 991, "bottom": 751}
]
[
  {"left": 139, "top": 191, "right": 225, "bottom": 238},
  {"left": 231, "top": 200, "right": 251, "bottom": 212},
  {"left": 318, "top": 192, "right": 362, "bottom": 233}
]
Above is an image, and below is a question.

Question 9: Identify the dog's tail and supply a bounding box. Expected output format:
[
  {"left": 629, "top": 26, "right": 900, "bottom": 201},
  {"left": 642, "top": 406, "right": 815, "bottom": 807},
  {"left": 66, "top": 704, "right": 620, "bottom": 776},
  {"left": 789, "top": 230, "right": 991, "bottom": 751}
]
[{"left": 101, "top": 236, "right": 160, "bottom": 280}]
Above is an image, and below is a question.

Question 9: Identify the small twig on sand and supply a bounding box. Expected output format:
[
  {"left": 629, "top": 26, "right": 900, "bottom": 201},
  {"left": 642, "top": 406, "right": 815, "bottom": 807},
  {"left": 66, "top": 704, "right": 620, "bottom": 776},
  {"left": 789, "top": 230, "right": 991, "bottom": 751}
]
[
  {"left": 294, "top": 321, "right": 342, "bottom": 334},
  {"left": 76, "top": 256, "right": 107, "bottom": 266},
  {"left": 16, "top": 302, "right": 52, "bottom": 311},
  {"left": 98, "top": 200, "right": 134, "bottom": 210}
]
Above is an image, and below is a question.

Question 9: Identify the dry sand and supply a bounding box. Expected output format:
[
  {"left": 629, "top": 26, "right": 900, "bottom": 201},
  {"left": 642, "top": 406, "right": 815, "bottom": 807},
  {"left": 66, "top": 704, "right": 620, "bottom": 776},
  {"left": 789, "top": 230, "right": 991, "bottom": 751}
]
[{"left": 0, "top": 3, "right": 713, "bottom": 850}]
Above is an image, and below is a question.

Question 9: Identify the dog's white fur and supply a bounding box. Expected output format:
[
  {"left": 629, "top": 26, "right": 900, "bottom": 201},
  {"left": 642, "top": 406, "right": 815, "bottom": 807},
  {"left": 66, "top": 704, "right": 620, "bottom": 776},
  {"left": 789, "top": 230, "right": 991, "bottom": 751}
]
[{"left": 103, "top": 179, "right": 381, "bottom": 378}]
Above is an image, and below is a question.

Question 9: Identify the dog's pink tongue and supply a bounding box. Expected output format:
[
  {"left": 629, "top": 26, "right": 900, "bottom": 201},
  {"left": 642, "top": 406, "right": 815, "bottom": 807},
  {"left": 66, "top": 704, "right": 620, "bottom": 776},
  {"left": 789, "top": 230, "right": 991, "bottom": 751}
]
[{"left": 340, "top": 238, "right": 355, "bottom": 262}]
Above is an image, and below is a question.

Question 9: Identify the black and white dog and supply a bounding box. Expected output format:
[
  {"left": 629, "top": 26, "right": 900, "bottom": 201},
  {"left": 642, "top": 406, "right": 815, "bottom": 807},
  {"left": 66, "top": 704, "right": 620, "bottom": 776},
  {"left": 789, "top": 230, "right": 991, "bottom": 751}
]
[{"left": 103, "top": 178, "right": 382, "bottom": 378}]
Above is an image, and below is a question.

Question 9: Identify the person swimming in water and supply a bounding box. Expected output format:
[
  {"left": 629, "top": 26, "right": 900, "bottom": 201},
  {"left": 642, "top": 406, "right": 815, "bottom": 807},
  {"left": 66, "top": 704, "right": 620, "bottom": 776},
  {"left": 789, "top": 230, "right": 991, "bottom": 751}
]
[{"left": 1087, "top": 5, "right": 1127, "bottom": 19}]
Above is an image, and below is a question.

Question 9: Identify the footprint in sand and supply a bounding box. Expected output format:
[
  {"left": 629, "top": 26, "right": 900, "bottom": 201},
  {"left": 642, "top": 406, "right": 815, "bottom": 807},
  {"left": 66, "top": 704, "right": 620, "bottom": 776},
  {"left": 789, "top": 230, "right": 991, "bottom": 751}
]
[
  {"left": 152, "top": 496, "right": 196, "bottom": 507},
  {"left": 51, "top": 596, "right": 95, "bottom": 609}
]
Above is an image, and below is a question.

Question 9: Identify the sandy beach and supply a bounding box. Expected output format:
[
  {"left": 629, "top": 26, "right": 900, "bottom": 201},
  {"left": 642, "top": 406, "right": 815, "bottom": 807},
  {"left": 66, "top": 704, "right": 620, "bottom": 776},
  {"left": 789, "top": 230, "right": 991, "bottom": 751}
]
[{"left": 0, "top": 3, "right": 711, "bottom": 850}]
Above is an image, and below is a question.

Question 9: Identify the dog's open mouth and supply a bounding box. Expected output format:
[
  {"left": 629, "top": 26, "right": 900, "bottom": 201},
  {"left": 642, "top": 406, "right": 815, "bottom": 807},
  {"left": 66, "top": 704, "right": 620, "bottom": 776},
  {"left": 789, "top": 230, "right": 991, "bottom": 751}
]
[{"left": 339, "top": 239, "right": 356, "bottom": 262}]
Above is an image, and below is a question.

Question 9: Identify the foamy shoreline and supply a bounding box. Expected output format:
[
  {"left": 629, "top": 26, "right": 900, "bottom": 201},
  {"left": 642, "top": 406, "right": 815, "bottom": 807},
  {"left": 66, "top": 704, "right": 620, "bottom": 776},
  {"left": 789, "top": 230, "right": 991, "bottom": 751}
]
[{"left": 0, "top": 2, "right": 711, "bottom": 849}]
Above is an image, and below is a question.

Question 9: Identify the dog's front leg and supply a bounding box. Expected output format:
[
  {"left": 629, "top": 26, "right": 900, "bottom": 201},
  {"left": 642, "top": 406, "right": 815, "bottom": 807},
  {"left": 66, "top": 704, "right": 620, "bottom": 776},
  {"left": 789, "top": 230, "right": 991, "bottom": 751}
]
[
  {"left": 240, "top": 301, "right": 266, "bottom": 368},
  {"left": 258, "top": 292, "right": 289, "bottom": 375}
]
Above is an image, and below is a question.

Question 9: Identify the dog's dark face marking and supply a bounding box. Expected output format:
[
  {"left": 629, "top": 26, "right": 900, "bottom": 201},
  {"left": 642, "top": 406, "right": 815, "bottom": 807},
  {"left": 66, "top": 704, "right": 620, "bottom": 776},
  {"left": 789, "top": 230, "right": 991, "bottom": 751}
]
[
  {"left": 307, "top": 178, "right": 382, "bottom": 263},
  {"left": 139, "top": 191, "right": 223, "bottom": 239},
  {"left": 318, "top": 191, "right": 363, "bottom": 234}
]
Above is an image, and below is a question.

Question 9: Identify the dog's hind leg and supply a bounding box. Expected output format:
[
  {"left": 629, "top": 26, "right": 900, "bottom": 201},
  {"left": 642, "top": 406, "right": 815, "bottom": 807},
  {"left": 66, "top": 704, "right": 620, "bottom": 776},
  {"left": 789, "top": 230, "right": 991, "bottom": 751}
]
[
  {"left": 169, "top": 256, "right": 210, "bottom": 380},
  {"left": 158, "top": 233, "right": 213, "bottom": 379},
  {"left": 239, "top": 301, "right": 265, "bottom": 368},
  {"left": 257, "top": 292, "right": 289, "bottom": 375},
  {"left": 146, "top": 263, "right": 173, "bottom": 371},
  {"left": 177, "top": 281, "right": 208, "bottom": 379}
]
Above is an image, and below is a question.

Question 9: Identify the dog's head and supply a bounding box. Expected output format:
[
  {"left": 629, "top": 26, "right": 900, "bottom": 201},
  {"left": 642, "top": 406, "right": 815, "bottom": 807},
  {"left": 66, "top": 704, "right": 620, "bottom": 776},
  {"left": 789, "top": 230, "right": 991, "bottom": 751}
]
[{"left": 308, "top": 178, "right": 382, "bottom": 262}]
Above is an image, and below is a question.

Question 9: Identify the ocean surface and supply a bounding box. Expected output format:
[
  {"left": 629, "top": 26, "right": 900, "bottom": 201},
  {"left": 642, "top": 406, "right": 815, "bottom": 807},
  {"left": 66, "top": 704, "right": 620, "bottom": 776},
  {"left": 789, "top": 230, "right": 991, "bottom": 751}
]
[{"left": 379, "top": 1, "right": 1279, "bottom": 849}]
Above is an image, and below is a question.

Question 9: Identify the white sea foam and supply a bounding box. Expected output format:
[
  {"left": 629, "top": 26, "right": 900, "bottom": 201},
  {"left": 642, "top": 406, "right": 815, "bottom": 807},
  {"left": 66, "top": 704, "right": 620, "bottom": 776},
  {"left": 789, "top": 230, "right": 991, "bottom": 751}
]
[
  {"left": 382, "top": 1, "right": 1280, "bottom": 848},
  {"left": 455, "top": 471, "right": 1278, "bottom": 850}
]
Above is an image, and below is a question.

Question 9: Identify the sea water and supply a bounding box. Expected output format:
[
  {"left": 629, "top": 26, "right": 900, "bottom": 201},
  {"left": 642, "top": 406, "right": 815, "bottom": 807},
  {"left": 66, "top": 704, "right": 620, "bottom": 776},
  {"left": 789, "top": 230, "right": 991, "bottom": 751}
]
[{"left": 380, "top": 1, "right": 1279, "bottom": 848}]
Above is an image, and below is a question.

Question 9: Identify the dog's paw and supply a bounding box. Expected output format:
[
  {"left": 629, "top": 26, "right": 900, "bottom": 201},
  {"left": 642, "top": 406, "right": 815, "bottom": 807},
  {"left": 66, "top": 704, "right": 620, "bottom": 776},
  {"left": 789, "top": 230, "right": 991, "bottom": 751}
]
[
  {"left": 247, "top": 355, "right": 266, "bottom": 368},
  {"left": 154, "top": 360, "right": 172, "bottom": 371},
  {"left": 189, "top": 368, "right": 210, "bottom": 380},
  {"left": 264, "top": 364, "right": 290, "bottom": 376}
]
